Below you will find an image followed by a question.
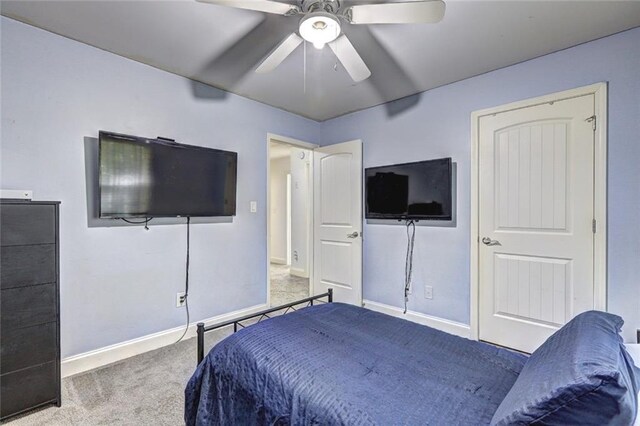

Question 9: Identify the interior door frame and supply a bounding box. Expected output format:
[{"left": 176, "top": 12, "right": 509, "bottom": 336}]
[
  {"left": 469, "top": 83, "right": 608, "bottom": 341},
  {"left": 266, "top": 133, "right": 318, "bottom": 307}
]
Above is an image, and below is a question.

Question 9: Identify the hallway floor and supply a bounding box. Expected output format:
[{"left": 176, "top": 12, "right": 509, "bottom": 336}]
[{"left": 269, "top": 263, "right": 309, "bottom": 306}]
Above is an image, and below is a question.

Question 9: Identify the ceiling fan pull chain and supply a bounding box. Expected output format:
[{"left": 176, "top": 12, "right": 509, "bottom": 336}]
[{"left": 303, "top": 40, "right": 307, "bottom": 94}]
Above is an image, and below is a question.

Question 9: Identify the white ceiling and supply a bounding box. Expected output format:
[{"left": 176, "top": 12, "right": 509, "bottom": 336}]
[{"left": 2, "top": 1, "right": 639, "bottom": 121}]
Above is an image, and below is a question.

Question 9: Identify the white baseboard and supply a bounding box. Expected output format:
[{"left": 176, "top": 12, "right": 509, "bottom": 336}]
[
  {"left": 61, "top": 303, "right": 267, "bottom": 378},
  {"left": 289, "top": 267, "right": 308, "bottom": 278},
  {"left": 363, "top": 299, "right": 471, "bottom": 339},
  {"left": 270, "top": 257, "right": 287, "bottom": 265}
]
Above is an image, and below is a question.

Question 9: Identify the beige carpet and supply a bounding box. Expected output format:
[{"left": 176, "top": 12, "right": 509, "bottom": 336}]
[
  {"left": 5, "top": 272, "right": 310, "bottom": 425},
  {"left": 4, "top": 328, "right": 231, "bottom": 426}
]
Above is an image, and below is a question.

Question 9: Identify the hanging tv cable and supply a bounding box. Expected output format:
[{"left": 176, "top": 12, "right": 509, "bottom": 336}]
[
  {"left": 176, "top": 216, "right": 191, "bottom": 344},
  {"left": 404, "top": 219, "right": 416, "bottom": 314}
]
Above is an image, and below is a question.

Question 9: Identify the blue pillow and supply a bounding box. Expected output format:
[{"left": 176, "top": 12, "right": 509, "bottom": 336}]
[{"left": 491, "top": 311, "right": 639, "bottom": 425}]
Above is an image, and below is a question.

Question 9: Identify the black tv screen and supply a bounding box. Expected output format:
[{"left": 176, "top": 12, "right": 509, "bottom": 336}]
[
  {"left": 99, "top": 131, "right": 237, "bottom": 218},
  {"left": 365, "top": 158, "right": 452, "bottom": 220}
]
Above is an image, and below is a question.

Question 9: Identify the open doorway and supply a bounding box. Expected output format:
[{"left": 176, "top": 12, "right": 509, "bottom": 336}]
[{"left": 267, "top": 135, "right": 315, "bottom": 307}]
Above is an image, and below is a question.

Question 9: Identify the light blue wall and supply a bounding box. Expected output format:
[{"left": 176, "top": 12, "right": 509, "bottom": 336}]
[
  {"left": 320, "top": 27, "right": 640, "bottom": 341},
  {"left": 3, "top": 14, "right": 639, "bottom": 357},
  {"left": 0, "top": 17, "right": 321, "bottom": 357}
]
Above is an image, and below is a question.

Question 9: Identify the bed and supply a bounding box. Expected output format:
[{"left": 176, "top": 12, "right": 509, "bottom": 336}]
[{"left": 186, "top": 295, "right": 639, "bottom": 425}]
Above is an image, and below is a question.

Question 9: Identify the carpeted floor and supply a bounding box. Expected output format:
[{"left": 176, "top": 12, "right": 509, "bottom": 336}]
[
  {"left": 5, "top": 266, "right": 309, "bottom": 425},
  {"left": 5, "top": 328, "right": 230, "bottom": 426}
]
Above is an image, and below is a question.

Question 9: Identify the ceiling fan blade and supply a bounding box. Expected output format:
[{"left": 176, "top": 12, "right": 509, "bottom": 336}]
[
  {"left": 347, "top": 1, "right": 445, "bottom": 25},
  {"left": 329, "top": 35, "right": 371, "bottom": 82},
  {"left": 255, "top": 32, "right": 303, "bottom": 73},
  {"left": 196, "top": 0, "right": 299, "bottom": 16}
]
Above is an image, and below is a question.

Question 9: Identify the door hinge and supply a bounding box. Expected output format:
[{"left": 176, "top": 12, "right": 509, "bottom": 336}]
[
  {"left": 592, "top": 219, "right": 597, "bottom": 234},
  {"left": 586, "top": 115, "right": 596, "bottom": 131}
]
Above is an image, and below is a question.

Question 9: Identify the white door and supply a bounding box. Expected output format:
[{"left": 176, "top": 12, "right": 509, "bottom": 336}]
[
  {"left": 478, "top": 95, "right": 595, "bottom": 353},
  {"left": 313, "top": 140, "right": 363, "bottom": 305}
]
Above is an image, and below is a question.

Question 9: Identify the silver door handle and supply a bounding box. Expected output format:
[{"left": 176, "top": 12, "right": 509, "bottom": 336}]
[
  {"left": 347, "top": 231, "right": 360, "bottom": 238},
  {"left": 481, "top": 237, "right": 501, "bottom": 246}
]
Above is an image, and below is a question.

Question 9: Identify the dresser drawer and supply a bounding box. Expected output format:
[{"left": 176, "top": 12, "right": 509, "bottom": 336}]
[
  {"left": 0, "top": 204, "right": 56, "bottom": 246},
  {"left": 1, "top": 244, "right": 56, "bottom": 289},
  {"left": 1, "top": 283, "right": 57, "bottom": 329},
  {"left": 1, "top": 322, "right": 57, "bottom": 374},
  {"left": 0, "top": 361, "right": 58, "bottom": 419}
]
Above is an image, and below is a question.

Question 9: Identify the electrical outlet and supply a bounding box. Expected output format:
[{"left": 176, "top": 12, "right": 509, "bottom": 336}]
[
  {"left": 176, "top": 292, "right": 186, "bottom": 308},
  {"left": 424, "top": 285, "right": 433, "bottom": 300},
  {"left": 250, "top": 201, "right": 257, "bottom": 213}
]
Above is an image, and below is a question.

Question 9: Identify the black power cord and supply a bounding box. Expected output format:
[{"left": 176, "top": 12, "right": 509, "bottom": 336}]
[
  {"left": 118, "top": 215, "right": 191, "bottom": 342},
  {"left": 403, "top": 219, "right": 416, "bottom": 314},
  {"left": 120, "top": 217, "right": 153, "bottom": 230},
  {"left": 175, "top": 216, "right": 191, "bottom": 344}
]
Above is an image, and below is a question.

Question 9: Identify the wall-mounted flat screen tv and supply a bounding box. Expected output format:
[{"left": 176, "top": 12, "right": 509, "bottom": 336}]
[
  {"left": 99, "top": 131, "right": 237, "bottom": 218},
  {"left": 365, "top": 157, "right": 452, "bottom": 220}
]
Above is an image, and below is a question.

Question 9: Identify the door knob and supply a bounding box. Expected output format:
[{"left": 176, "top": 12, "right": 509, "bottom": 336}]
[
  {"left": 347, "top": 231, "right": 360, "bottom": 238},
  {"left": 481, "top": 237, "right": 500, "bottom": 246}
]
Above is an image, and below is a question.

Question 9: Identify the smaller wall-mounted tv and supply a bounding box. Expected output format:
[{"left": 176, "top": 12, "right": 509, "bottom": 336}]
[
  {"left": 365, "top": 158, "right": 452, "bottom": 220},
  {"left": 99, "top": 131, "right": 237, "bottom": 218}
]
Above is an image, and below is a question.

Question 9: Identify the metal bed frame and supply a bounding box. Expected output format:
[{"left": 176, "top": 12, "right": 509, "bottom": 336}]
[{"left": 196, "top": 289, "right": 333, "bottom": 365}]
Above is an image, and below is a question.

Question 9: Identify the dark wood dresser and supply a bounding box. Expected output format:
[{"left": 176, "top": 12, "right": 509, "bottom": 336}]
[{"left": 1, "top": 200, "right": 61, "bottom": 420}]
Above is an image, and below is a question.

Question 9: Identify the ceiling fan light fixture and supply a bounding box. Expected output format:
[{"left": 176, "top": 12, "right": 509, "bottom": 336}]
[{"left": 299, "top": 12, "right": 341, "bottom": 50}]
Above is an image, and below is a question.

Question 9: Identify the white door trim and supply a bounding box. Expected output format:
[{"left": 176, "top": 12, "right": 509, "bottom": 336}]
[
  {"left": 266, "top": 133, "right": 318, "bottom": 307},
  {"left": 470, "top": 83, "right": 608, "bottom": 341}
]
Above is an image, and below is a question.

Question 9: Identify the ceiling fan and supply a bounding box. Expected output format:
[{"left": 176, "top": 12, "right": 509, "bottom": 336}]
[{"left": 197, "top": 0, "right": 446, "bottom": 82}]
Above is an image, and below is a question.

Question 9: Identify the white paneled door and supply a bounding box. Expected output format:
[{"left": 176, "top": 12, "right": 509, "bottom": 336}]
[
  {"left": 313, "top": 140, "right": 363, "bottom": 305},
  {"left": 478, "top": 94, "right": 596, "bottom": 353}
]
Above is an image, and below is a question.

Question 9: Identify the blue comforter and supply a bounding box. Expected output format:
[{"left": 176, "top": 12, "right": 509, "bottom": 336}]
[{"left": 185, "top": 303, "right": 527, "bottom": 425}]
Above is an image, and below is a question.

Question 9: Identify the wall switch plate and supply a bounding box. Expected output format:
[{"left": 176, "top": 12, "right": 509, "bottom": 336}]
[
  {"left": 424, "top": 285, "right": 433, "bottom": 300},
  {"left": 250, "top": 201, "right": 257, "bottom": 213},
  {"left": 176, "top": 292, "right": 186, "bottom": 308}
]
